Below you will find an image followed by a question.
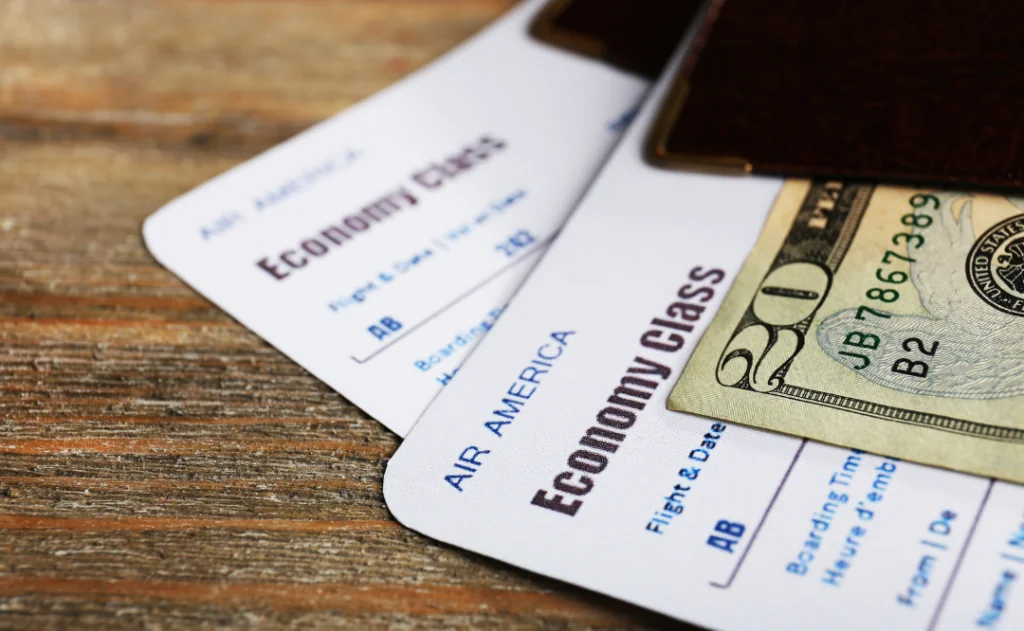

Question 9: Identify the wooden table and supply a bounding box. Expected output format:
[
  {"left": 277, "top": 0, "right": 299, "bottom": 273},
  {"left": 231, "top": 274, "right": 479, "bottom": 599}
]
[{"left": 0, "top": 2, "right": 684, "bottom": 628}]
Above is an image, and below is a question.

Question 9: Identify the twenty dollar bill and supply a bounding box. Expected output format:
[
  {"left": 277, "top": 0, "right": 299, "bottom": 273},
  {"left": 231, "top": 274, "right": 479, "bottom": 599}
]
[{"left": 671, "top": 180, "right": 1024, "bottom": 482}]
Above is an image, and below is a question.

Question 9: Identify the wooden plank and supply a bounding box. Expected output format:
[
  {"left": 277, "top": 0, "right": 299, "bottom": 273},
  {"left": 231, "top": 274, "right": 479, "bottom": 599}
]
[
  {"left": 0, "top": 0, "right": 518, "bottom": 149},
  {"left": 0, "top": 1, "right": 686, "bottom": 628}
]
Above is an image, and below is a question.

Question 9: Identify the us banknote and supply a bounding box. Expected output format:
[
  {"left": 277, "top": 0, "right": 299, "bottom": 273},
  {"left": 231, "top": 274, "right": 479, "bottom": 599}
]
[{"left": 671, "top": 180, "right": 1024, "bottom": 482}]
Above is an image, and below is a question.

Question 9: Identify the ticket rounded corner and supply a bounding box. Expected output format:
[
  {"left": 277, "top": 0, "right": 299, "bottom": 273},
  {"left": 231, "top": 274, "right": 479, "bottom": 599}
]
[{"left": 382, "top": 454, "right": 430, "bottom": 531}]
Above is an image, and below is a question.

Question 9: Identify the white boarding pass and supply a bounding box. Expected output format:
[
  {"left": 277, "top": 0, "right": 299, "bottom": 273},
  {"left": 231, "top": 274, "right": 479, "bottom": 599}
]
[
  {"left": 143, "top": 0, "right": 648, "bottom": 435},
  {"left": 384, "top": 43, "right": 1024, "bottom": 630}
]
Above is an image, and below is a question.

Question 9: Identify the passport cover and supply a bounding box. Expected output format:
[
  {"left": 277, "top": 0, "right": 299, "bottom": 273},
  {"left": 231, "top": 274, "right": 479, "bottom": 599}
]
[
  {"left": 530, "top": 0, "right": 703, "bottom": 79},
  {"left": 646, "top": 0, "right": 1024, "bottom": 190}
]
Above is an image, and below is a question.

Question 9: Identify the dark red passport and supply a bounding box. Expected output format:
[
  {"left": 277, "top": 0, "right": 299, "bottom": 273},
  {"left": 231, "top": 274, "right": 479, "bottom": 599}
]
[
  {"left": 647, "top": 0, "right": 1024, "bottom": 190},
  {"left": 530, "top": 0, "right": 703, "bottom": 80}
]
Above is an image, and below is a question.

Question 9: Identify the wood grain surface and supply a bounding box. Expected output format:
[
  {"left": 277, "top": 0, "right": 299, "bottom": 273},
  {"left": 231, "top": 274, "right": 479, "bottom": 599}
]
[{"left": 0, "top": 1, "right": 685, "bottom": 629}]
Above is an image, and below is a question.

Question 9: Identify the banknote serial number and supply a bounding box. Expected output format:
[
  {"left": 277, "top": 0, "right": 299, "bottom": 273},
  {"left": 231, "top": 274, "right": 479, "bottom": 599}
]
[{"left": 838, "top": 193, "right": 941, "bottom": 378}]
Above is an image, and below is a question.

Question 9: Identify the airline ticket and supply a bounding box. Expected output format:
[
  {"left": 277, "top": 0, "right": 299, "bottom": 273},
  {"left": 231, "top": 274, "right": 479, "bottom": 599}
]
[
  {"left": 143, "top": 0, "right": 648, "bottom": 435},
  {"left": 384, "top": 44, "right": 1024, "bottom": 630}
]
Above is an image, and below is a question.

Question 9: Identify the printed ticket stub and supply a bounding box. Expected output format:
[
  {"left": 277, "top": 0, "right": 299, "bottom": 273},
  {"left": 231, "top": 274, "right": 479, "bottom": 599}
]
[
  {"left": 143, "top": 0, "right": 648, "bottom": 435},
  {"left": 384, "top": 46, "right": 1024, "bottom": 630}
]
